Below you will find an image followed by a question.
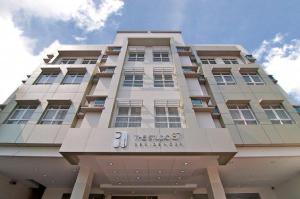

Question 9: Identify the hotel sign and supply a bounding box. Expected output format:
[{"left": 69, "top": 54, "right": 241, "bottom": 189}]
[
  {"left": 134, "top": 132, "right": 184, "bottom": 147},
  {"left": 113, "top": 132, "right": 184, "bottom": 149}
]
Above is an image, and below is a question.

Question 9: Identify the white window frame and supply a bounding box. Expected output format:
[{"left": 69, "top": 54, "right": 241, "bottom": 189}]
[
  {"left": 228, "top": 104, "right": 258, "bottom": 125},
  {"left": 153, "top": 52, "right": 170, "bottom": 62},
  {"left": 114, "top": 106, "right": 142, "bottom": 127},
  {"left": 242, "top": 72, "right": 265, "bottom": 85},
  {"left": 213, "top": 72, "right": 236, "bottom": 85},
  {"left": 35, "top": 73, "right": 58, "bottom": 85},
  {"left": 128, "top": 52, "right": 145, "bottom": 62},
  {"left": 200, "top": 58, "right": 217, "bottom": 65},
  {"left": 82, "top": 58, "right": 98, "bottom": 64},
  {"left": 154, "top": 74, "right": 174, "bottom": 87},
  {"left": 123, "top": 74, "right": 143, "bottom": 87},
  {"left": 263, "top": 104, "right": 293, "bottom": 124},
  {"left": 6, "top": 105, "right": 37, "bottom": 124},
  {"left": 62, "top": 72, "right": 85, "bottom": 84},
  {"left": 155, "top": 106, "right": 182, "bottom": 128},
  {"left": 222, "top": 58, "right": 239, "bottom": 64},
  {"left": 58, "top": 58, "right": 77, "bottom": 64},
  {"left": 39, "top": 105, "right": 69, "bottom": 125}
]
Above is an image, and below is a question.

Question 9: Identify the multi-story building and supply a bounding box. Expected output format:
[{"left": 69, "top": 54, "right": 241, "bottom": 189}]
[{"left": 0, "top": 31, "right": 300, "bottom": 199}]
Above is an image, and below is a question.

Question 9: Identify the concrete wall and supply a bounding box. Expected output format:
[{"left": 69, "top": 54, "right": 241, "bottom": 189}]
[
  {"left": 0, "top": 173, "right": 31, "bottom": 199},
  {"left": 275, "top": 174, "right": 300, "bottom": 199}
]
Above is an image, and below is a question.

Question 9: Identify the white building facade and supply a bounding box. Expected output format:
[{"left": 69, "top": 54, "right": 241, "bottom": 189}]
[{"left": 1, "top": 31, "right": 300, "bottom": 199}]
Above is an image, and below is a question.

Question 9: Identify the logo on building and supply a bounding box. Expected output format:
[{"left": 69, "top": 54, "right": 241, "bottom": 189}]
[{"left": 113, "top": 132, "right": 128, "bottom": 148}]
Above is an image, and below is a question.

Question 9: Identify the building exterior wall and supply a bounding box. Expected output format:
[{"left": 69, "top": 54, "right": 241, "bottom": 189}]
[{"left": 0, "top": 31, "right": 299, "bottom": 199}]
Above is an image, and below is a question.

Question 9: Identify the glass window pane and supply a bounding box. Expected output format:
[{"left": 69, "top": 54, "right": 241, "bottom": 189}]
[
  {"left": 168, "top": 107, "right": 179, "bottom": 116},
  {"left": 74, "top": 75, "right": 84, "bottom": 84},
  {"left": 275, "top": 110, "right": 290, "bottom": 120},
  {"left": 55, "top": 109, "right": 67, "bottom": 120},
  {"left": 131, "top": 107, "right": 141, "bottom": 115},
  {"left": 265, "top": 110, "right": 276, "bottom": 119},
  {"left": 135, "top": 75, "right": 143, "bottom": 80},
  {"left": 22, "top": 109, "right": 34, "bottom": 120},
  {"left": 63, "top": 75, "right": 73, "bottom": 84},
  {"left": 164, "top": 75, "right": 172, "bottom": 80},
  {"left": 214, "top": 76, "right": 223, "bottom": 83},
  {"left": 251, "top": 75, "right": 263, "bottom": 83},
  {"left": 155, "top": 117, "right": 167, "bottom": 122},
  {"left": 241, "top": 110, "right": 255, "bottom": 120},
  {"left": 242, "top": 75, "right": 251, "bottom": 82},
  {"left": 224, "top": 75, "right": 234, "bottom": 82},
  {"left": 118, "top": 107, "right": 129, "bottom": 115},
  {"left": 155, "top": 123, "right": 168, "bottom": 128},
  {"left": 10, "top": 109, "right": 24, "bottom": 119},
  {"left": 125, "top": 75, "right": 133, "bottom": 80},
  {"left": 154, "top": 75, "right": 162, "bottom": 80},
  {"left": 168, "top": 117, "right": 180, "bottom": 122},
  {"left": 43, "top": 110, "right": 56, "bottom": 120},
  {"left": 169, "top": 123, "right": 181, "bottom": 128},
  {"left": 229, "top": 110, "right": 241, "bottom": 120},
  {"left": 156, "top": 107, "right": 166, "bottom": 115}
]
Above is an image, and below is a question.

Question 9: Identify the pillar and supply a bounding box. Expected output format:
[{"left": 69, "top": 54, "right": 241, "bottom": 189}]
[
  {"left": 206, "top": 166, "right": 226, "bottom": 199},
  {"left": 70, "top": 167, "right": 94, "bottom": 199}
]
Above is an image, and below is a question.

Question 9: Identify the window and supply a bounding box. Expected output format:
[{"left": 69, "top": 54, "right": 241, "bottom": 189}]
[
  {"left": 153, "top": 52, "right": 170, "bottom": 62},
  {"left": 123, "top": 74, "right": 143, "bottom": 87},
  {"left": 82, "top": 58, "right": 97, "bottom": 64},
  {"left": 128, "top": 52, "right": 145, "bottom": 62},
  {"left": 35, "top": 73, "right": 58, "bottom": 84},
  {"left": 100, "top": 66, "right": 115, "bottom": 73},
  {"left": 191, "top": 99, "right": 203, "bottom": 107},
  {"left": 39, "top": 105, "right": 69, "bottom": 125},
  {"left": 263, "top": 105, "right": 293, "bottom": 124},
  {"left": 223, "top": 58, "right": 239, "bottom": 64},
  {"left": 154, "top": 74, "right": 174, "bottom": 87},
  {"left": 94, "top": 98, "right": 106, "bottom": 107},
  {"left": 242, "top": 72, "right": 264, "bottom": 85},
  {"left": 228, "top": 104, "right": 258, "bottom": 125},
  {"left": 59, "top": 58, "right": 77, "bottom": 64},
  {"left": 62, "top": 72, "right": 85, "bottom": 84},
  {"left": 6, "top": 105, "right": 37, "bottom": 124},
  {"left": 200, "top": 58, "right": 216, "bottom": 65},
  {"left": 155, "top": 107, "right": 181, "bottom": 128},
  {"left": 100, "top": 55, "right": 108, "bottom": 63},
  {"left": 213, "top": 72, "right": 236, "bottom": 85},
  {"left": 115, "top": 107, "right": 141, "bottom": 127}
]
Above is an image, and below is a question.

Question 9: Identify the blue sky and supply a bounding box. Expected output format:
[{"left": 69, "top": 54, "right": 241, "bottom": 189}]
[
  {"left": 0, "top": 0, "right": 300, "bottom": 103},
  {"left": 15, "top": 0, "right": 300, "bottom": 53}
]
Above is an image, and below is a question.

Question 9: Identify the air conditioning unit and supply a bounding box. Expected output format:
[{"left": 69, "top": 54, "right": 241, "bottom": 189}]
[{"left": 245, "top": 55, "right": 256, "bottom": 63}]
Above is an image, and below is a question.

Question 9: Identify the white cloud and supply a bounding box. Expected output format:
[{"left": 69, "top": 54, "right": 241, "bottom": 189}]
[
  {"left": 0, "top": 0, "right": 124, "bottom": 31},
  {"left": 0, "top": 15, "right": 61, "bottom": 103},
  {"left": 253, "top": 34, "right": 300, "bottom": 104},
  {"left": 73, "top": 35, "right": 87, "bottom": 42}
]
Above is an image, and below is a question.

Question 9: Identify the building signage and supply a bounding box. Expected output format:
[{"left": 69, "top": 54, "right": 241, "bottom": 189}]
[
  {"left": 113, "top": 132, "right": 128, "bottom": 148},
  {"left": 134, "top": 132, "right": 184, "bottom": 147}
]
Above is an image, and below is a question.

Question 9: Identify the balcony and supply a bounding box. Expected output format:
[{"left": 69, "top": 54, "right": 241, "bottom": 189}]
[
  {"left": 294, "top": 106, "right": 300, "bottom": 115},
  {"left": 211, "top": 106, "right": 221, "bottom": 119},
  {"left": 105, "top": 46, "right": 121, "bottom": 55},
  {"left": 191, "top": 96, "right": 214, "bottom": 112},
  {"left": 182, "top": 66, "right": 200, "bottom": 78},
  {"left": 189, "top": 54, "right": 197, "bottom": 63},
  {"left": 245, "top": 54, "right": 256, "bottom": 63},
  {"left": 96, "top": 66, "right": 115, "bottom": 77},
  {"left": 176, "top": 46, "right": 192, "bottom": 56}
]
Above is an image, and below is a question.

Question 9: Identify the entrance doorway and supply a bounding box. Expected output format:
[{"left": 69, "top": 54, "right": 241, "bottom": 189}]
[{"left": 112, "top": 197, "right": 157, "bottom": 199}]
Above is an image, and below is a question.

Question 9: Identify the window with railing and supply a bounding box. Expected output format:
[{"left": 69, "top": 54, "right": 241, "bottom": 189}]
[
  {"left": 223, "top": 58, "right": 239, "bottom": 64},
  {"left": 6, "top": 105, "right": 37, "bottom": 124},
  {"left": 213, "top": 72, "right": 236, "bottom": 85},
  {"left": 82, "top": 58, "right": 97, "bottom": 64},
  {"left": 123, "top": 74, "right": 143, "bottom": 87},
  {"left": 155, "top": 106, "right": 181, "bottom": 128},
  {"left": 62, "top": 72, "right": 85, "bottom": 84},
  {"left": 153, "top": 52, "right": 170, "bottom": 62},
  {"left": 58, "top": 58, "right": 77, "bottom": 64},
  {"left": 128, "top": 52, "right": 145, "bottom": 62},
  {"left": 228, "top": 104, "right": 258, "bottom": 125},
  {"left": 200, "top": 58, "right": 216, "bottom": 65},
  {"left": 35, "top": 73, "right": 58, "bottom": 85},
  {"left": 241, "top": 72, "right": 264, "bottom": 85},
  {"left": 154, "top": 74, "right": 174, "bottom": 87},
  {"left": 263, "top": 104, "right": 293, "bottom": 124},
  {"left": 115, "top": 107, "right": 142, "bottom": 127},
  {"left": 39, "top": 105, "right": 70, "bottom": 125}
]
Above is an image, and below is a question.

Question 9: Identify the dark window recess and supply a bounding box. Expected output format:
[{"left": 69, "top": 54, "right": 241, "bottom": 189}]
[{"left": 193, "top": 193, "right": 261, "bottom": 199}]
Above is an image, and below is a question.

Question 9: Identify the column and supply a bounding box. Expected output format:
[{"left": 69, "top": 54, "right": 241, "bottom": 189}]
[
  {"left": 206, "top": 166, "right": 226, "bottom": 199},
  {"left": 70, "top": 167, "right": 94, "bottom": 199}
]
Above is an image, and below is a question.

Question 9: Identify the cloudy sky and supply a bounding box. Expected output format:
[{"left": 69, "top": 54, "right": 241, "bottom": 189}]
[{"left": 0, "top": 0, "right": 300, "bottom": 104}]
